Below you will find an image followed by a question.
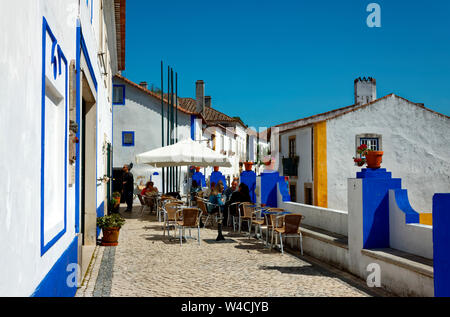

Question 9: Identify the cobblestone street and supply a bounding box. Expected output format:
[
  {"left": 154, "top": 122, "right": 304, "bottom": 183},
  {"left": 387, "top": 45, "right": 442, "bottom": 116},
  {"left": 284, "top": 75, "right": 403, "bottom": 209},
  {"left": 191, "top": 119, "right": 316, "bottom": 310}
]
[{"left": 76, "top": 206, "right": 382, "bottom": 298}]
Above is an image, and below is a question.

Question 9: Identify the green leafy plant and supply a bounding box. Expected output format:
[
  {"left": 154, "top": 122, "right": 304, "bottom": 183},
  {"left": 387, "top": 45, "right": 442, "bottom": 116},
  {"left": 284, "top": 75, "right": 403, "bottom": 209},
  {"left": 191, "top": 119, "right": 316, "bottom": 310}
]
[{"left": 97, "top": 214, "right": 126, "bottom": 229}]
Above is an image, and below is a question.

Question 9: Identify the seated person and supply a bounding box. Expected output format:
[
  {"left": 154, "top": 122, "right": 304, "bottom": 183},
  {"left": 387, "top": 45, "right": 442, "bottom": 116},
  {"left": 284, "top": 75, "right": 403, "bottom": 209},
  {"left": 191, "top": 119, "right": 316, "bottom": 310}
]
[
  {"left": 141, "top": 181, "right": 158, "bottom": 210},
  {"left": 190, "top": 180, "right": 202, "bottom": 203},
  {"left": 203, "top": 182, "right": 216, "bottom": 198},
  {"left": 141, "top": 181, "right": 158, "bottom": 196},
  {"left": 208, "top": 182, "right": 225, "bottom": 215},
  {"left": 223, "top": 180, "right": 238, "bottom": 203},
  {"left": 224, "top": 183, "right": 251, "bottom": 226}
]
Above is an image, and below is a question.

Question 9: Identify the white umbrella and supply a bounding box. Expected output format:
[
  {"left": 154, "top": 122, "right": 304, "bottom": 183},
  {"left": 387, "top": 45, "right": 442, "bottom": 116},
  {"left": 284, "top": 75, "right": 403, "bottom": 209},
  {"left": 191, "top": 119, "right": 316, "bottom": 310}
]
[{"left": 135, "top": 138, "right": 232, "bottom": 168}]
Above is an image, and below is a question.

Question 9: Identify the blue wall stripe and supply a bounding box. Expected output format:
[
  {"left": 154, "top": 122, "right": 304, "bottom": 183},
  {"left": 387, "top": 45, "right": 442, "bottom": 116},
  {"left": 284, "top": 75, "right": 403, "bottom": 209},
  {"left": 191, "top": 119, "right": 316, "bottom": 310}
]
[{"left": 31, "top": 236, "right": 79, "bottom": 297}]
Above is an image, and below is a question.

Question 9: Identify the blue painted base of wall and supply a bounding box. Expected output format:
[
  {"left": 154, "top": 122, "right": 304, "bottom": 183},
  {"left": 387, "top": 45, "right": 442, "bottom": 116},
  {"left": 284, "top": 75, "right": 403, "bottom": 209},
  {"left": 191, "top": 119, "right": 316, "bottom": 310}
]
[
  {"left": 433, "top": 193, "right": 450, "bottom": 297},
  {"left": 240, "top": 171, "right": 256, "bottom": 203},
  {"left": 31, "top": 236, "right": 78, "bottom": 297},
  {"left": 261, "top": 171, "right": 280, "bottom": 207},
  {"left": 358, "top": 168, "right": 402, "bottom": 249},
  {"left": 210, "top": 171, "right": 227, "bottom": 190},
  {"left": 192, "top": 172, "right": 206, "bottom": 188}
]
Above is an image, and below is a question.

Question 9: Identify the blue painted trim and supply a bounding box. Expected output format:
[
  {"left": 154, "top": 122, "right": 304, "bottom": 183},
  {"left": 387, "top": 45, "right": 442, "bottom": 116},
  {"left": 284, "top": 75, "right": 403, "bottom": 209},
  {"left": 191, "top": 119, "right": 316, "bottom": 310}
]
[
  {"left": 75, "top": 21, "right": 99, "bottom": 233},
  {"left": 32, "top": 236, "right": 78, "bottom": 297},
  {"left": 392, "top": 189, "right": 420, "bottom": 224},
  {"left": 190, "top": 115, "right": 195, "bottom": 140},
  {"left": 261, "top": 171, "right": 280, "bottom": 208},
  {"left": 359, "top": 168, "right": 402, "bottom": 249},
  {"left": 41, "top": 17, "right": 68, "bottom": 256},
  {"left": 96, "top": 202, "right": 105, "bottom": 238},
  {"left": 240, "top": 170, "right": 257, "bottom": 203},
  {"left": 113, "top": 84, "right": 126, "bottom": 105},
  {"left": 122, "top": 131, "right": 135, "bottom": 147},
  {"left": 433, "top": 193, "right": 450, "bottom": 297}
]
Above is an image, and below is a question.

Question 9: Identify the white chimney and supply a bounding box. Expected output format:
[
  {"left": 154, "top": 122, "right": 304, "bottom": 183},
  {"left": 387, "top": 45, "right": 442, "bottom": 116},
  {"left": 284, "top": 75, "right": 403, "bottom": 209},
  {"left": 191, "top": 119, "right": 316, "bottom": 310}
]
[
  {"left": 354, "top": 77, "right": 376, "bottom": 105},
  {"left": 196, "top": 80, "right": 205, "bottom": 113},
  {"left": 139, "top": 81, "right": 148, "bottom": 90}
]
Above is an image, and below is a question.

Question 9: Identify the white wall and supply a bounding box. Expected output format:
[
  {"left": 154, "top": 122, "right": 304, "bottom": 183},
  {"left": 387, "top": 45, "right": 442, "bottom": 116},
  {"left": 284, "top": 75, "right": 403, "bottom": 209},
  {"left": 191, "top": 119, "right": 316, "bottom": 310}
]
[
  {"left": 0, "top": 0, "right": 115, "bottom": 296},
  {"left": 280, "top": 202, "right": 348, "bottom": 236},
  {"left": 327, "top": 95, "right": 450, "bottom": 212},
  {"left": 113, "top": 78, "right": 192, "bottom": 192},
  {"left": 278, "top": 126, "right": 312, "bottom": 203},
  {"left": 389, "top": 190, "right": 433, "bottom": 259}
]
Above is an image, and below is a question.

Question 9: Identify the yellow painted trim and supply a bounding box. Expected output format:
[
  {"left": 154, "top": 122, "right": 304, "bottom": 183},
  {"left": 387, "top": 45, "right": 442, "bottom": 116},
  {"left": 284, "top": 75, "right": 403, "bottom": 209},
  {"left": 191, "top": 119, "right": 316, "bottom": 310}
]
[
  {"left": 420, "top": 213, "right": 433, "bottom": 226},
  {"left": 313, "top": 122, "right": 328, "bottom": 208}
]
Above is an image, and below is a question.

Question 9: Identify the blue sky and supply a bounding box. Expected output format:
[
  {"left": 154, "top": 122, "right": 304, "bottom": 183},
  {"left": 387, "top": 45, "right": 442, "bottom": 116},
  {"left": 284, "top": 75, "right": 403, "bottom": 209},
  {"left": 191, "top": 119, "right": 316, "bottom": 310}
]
[{"left": 122, "top": 0, "right": 450, "bottom": 128}]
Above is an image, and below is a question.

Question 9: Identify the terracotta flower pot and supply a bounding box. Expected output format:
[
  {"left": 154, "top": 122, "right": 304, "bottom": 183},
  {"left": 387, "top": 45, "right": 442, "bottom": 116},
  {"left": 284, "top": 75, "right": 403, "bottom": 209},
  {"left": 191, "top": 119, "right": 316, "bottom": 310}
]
[
  {"left": 195, "top": 167, "right": 201, "bottom": 173},
  {"left": 366, "top": 151, "right": 384, "bottom": 169},
  {"left": 213, "top": 166, "right": 219, "bottom": 172},
  {"left": 101, "top": 227, "right": 120, "bottom": 246},
  {"left": 244, "top": 162, "right": 253, "bottom": 171}
]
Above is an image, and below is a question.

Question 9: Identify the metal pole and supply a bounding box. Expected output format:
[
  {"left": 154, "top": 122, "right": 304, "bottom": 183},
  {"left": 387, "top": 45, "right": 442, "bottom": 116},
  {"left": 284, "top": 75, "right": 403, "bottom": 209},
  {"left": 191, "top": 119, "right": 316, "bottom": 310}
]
[
  {"left": 176, "top": 72, "right": 179, "bottom": 191},
  {"left": 167, "top": 65, "right": 170, "bottom": 193},
  {"left": 171, "top": 68, "right": 175, "bottom": 192},
  {"left": 161, "top": 61, "right": 165, "bottom": 194}
]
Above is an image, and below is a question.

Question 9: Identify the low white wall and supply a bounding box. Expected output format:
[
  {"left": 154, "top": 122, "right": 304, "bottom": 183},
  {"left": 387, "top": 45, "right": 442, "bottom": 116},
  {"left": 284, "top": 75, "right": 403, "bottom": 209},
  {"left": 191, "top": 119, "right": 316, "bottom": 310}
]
[
  {"left": 389, "top": 190, "right": 433, "bottom": 259},
  {"left": 280, "top": 201, "right": 348, "bottom": 236}
]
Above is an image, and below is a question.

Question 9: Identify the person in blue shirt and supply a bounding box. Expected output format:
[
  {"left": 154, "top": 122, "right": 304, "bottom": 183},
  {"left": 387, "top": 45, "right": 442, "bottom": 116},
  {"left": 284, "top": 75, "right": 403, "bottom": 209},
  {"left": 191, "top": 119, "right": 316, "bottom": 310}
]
[{"left": 208, "top": 181, "right": 225, "bottom": 215}]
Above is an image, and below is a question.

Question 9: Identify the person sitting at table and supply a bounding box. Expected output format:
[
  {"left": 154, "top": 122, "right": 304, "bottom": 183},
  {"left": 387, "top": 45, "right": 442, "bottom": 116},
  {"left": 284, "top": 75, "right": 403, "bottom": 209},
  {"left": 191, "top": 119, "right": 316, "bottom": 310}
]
[
  {"left": 224, "top": 183, "right": 251, "bottom": 227},
  {"left": 203, "top": 181, "right": 216, "bottom": 198},
  {"left": 190, "top": 180, "right": 202, "bottom": 203},
  {"left": 141, "top": 181, "right": 158, "bottom": 211},
  {"left": 208, "top": 181, "right": 225, "bottom": 216},
  {"left": 223, "top": 180, "right": 238, "bottom": 203}
]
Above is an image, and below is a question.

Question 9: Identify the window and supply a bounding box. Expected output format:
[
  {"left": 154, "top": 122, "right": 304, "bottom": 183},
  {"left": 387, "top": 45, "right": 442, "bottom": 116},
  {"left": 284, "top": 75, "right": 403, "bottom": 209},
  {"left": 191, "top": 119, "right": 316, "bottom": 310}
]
[
  {"left": 122, "top": 131, "right": 135, "bottom": 147},
  {"left": 356, "top": 134, "right": 382, "bottom": 153},
  {"left": 289, "top": 136, "right": 296, "bottom": 158},
  {"left": 113, "top": 85, "right": 125, "bottom": 105},
  {"left": 304, "top": 183, "right": 313, "bottom": 205}
]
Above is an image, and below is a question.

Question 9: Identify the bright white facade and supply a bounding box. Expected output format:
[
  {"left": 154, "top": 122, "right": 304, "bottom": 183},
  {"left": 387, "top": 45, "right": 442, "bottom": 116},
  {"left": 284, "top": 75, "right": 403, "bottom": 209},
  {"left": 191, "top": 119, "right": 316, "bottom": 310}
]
[
  {"left": 274, "top": 78, "right": 450, "bottom": 214},
  {"left": 0, "top": 0, "right": 125, "bottom": 297},
  {"left": 112, "top": 75, "right": 197, "bottom": 195}
]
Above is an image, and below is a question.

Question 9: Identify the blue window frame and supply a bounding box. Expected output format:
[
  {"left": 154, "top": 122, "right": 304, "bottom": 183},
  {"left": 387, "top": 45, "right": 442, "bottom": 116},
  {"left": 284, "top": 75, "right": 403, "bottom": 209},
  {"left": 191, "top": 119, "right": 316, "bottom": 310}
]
[
  {"left": 122, "top": 131, "right": 135, "bottom": 147},
  {"left": 113, "top": 84, "right": 125, "bottom": 105}
]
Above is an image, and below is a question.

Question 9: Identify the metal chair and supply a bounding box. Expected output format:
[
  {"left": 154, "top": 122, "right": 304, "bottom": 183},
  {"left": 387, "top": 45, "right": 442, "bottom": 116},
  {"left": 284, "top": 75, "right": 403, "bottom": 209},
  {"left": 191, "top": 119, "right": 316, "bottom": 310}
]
[
  {"left": 163, "top": 201, "right": 184, "bottom": 238},
  {"left": 272, "top": 214, "right": 304, "bottom": 255},
  {"left": 239, "top": 202, "right": 257, "bottom": 238},
  {"left": 176, "top": 208, "right": 202, "bottom": 246}
]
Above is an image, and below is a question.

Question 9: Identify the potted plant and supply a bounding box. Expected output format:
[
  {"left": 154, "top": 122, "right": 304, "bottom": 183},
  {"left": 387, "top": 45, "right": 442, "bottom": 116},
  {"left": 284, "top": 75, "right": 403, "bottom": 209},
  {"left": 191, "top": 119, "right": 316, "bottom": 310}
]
[
  {"left": 97, "top": 213, "right": 126, "bottom": 246},
  {"left": 213, "top": 166, "right": 220, "bottom": 172},
  {"left": 195, "top": 166, "right": 201, "bottom": 173},
  {"left": 244, "top": 162, "right": 254, "bottom": 171},
  {"left": 110, "top": 192, "right": 121, "bottom": 214},
  {"left": 353, "top": 144, "right": 384, "bottom": 169}
]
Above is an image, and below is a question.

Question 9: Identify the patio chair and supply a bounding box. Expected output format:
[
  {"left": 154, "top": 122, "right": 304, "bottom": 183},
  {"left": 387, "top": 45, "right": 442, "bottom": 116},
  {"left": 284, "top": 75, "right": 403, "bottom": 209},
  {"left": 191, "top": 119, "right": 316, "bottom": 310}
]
[
  {"left": 259, "top": 208, "right": 284, "bottom": 247},
  {"left": 158, "top": 196, "right": 178, "bottom": 222},
  {"left": 272, "top": 214, "right": 304, "bottom": 255},
  {"left": 196, "top": 197, "right": 219, "bottom": 228},
  {"left": 137, "top": 194, "right": 147, "bottom": 215},
  {"left": 163, "top": 202, "right": 184, "bottom": 238},
  {"left": 176, "top": 208, "right": 202, "bottom": 246},
  {"left": 239, "top": 202, "right": 257, "bottom": 238}
]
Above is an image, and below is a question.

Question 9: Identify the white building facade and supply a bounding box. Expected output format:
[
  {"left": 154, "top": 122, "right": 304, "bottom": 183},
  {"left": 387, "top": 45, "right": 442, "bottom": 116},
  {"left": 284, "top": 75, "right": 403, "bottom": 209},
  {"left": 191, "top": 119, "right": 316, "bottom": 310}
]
[
  {"left": 274, "top": 78, "right": 450, "bottom": 216},
  {"left": 0, "top": 0, "right": 125, "bottom": 296}
]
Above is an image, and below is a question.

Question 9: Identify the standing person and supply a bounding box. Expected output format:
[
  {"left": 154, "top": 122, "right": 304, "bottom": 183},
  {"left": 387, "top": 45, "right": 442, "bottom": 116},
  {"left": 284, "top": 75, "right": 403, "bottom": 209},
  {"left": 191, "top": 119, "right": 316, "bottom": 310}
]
[{"left": 122, "top": 164, "right": 134, "bottom": 212}]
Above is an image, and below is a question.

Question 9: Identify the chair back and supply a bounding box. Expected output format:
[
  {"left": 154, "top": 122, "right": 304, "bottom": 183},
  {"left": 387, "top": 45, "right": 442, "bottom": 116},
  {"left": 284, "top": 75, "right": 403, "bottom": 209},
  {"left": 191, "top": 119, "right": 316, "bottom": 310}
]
[
  {"left": 270, "top": 214, "right": 285, "bottom": 229},
  {"left": 137, "top": 194, "right": 145, "bottom": 206},
  {"left": 181, "top": 208, "right": 200, "bottom": 227},
  {"left": 196, "top": 198, "right": 208, "bottom": 215},
  {"left": 242, "top": 202, "right": 254, "bottom": 218},
  {"left": 165, "top": 203, "right": 181, "bottom": 221},
  {"left": 284, "top": 214, "right": 303, "bottom": 234}
]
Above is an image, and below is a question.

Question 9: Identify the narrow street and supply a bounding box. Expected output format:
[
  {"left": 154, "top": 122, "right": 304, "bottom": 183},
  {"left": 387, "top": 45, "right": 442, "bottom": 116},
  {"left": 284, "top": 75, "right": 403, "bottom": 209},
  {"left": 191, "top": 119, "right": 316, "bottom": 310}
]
[{"left": 76, "top": 206, "right": 383, "bottom": 298}]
